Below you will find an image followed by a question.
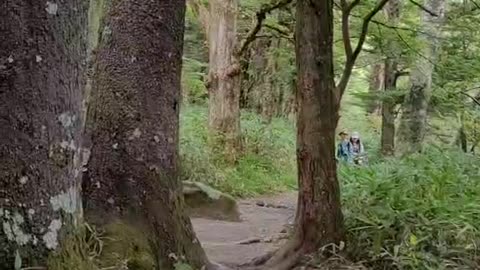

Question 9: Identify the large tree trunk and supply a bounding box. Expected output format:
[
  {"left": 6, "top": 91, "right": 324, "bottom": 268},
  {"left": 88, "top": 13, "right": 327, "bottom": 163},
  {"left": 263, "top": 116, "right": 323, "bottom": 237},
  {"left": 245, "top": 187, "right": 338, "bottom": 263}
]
[
  {"left": 207, "top": 0, "right": 242, "bottom": 160},
  {"left": 368, "top": 63, "right": 384, "bottom": 115},
  {"left": 82, "top": 0, "right": 212, "bottom": 269},
  {"left": 0, "top": 1, "right": 87, "bottom": 268},
  {"left": 397, "top": 0, "right": 445, "bottom": 153},
  {"left": 264, "top": 0, "right": 344, "bottom": 268},
  {"left": 380, "top": 0, "right": 401, "bottom": 156}
]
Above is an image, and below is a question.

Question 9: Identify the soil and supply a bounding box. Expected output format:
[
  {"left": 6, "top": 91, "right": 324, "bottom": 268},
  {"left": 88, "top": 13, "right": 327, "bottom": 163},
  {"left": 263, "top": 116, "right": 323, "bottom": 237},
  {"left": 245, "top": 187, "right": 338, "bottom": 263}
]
[{"left": 191, "top": 192, "right": 298, "bottom": 267}]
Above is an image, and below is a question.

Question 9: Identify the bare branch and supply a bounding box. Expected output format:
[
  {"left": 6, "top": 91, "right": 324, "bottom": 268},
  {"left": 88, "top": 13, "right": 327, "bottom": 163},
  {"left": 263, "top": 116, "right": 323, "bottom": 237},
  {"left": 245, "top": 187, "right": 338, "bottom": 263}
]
[
  {"left": 408, "top": 0, "right": 439, "bottom": 17},
  {"left": 340, "top": 0, "right": 361, "bottom": 58},
  {"left": 461, "top": 92, "right": 480, "bottom": 107},
  {"left": 264, "top": 24, "right": 295, "bottom": 44},
  {"left": 237, "top": 0, "right": 294, "bottom": 56},
  {"left": 337, "top": 0, "right": 390, "bottom": 95}
]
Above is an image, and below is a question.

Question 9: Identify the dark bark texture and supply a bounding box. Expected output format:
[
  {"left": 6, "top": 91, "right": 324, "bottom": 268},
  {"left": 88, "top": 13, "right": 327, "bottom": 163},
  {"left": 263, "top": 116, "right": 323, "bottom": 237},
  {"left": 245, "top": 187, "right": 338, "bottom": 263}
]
[
  {"left": 293, "top": 0, "right": 344, "bottom": 251},
  {"left": 0, "top": 0, "right": 88, "bottom": 268},
  {"left": 82, "top": 0, "right": 210, "bottom": 269},
  {"left": 264, "top": 1, "right": 344, "bottom": 268}
]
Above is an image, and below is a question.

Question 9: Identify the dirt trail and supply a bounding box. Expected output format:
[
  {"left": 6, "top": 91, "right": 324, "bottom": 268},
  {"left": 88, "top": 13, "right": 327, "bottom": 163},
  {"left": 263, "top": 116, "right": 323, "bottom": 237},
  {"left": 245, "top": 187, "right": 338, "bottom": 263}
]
[{"left": 191, "top": 192, "right": 298, "bottom": 266}]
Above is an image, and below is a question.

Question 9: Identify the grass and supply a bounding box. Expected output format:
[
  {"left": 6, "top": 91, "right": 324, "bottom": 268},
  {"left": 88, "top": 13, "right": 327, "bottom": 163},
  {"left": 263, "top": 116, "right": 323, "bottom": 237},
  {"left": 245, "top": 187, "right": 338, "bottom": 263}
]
[
  {"left": 180, "top": 105, "right": 297, "bottom": 197},
  {"left": 341, "top": 148, "right": 480, "bottom": 269}
]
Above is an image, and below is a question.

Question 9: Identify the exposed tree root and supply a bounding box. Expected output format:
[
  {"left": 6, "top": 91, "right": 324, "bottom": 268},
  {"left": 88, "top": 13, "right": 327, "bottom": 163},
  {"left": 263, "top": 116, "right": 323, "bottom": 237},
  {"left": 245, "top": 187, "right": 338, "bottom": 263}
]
[
  {"left": 261, "top": 238, "right": 304, "bottom": 270},
  {"left": 239, "top": 251, "right": 275, "bottom": 267},
  {"left": 209, "top": 261, "right": 235, "bottom": 270},
  {"left": 236, "top": 237, "right": 304, "bottom": 270},
  {"left": 255, "top": 201, "right": 290, "bottom": 209}
]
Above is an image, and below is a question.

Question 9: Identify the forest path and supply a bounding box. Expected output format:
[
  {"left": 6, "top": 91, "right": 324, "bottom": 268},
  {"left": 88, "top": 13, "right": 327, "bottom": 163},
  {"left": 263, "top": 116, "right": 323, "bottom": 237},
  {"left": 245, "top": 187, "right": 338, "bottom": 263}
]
[{"left": 191, "top": 191, "right": 298, "bottom": 267}]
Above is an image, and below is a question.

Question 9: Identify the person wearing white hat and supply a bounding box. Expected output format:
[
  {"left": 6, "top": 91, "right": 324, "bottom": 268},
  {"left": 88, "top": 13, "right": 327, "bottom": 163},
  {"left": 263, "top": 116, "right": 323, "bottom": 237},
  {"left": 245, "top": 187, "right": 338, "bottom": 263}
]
[{"left": 349, "top": 131, "right": 365, "bottom": 157}]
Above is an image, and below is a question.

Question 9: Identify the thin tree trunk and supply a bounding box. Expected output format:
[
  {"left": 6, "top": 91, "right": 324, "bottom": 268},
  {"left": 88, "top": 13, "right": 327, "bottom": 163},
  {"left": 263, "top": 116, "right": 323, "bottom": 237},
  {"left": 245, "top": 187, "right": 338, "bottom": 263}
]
[
  {"left": 207, "top": 0, "right": 242, "bottom": 160},
  {"left": 261, "top": 42, "right": 280, "bottom": 122},
  {"left": 397, "top": 0, "right": 445, "bottom": 153},
  {"left": 82, "top": 0, "right": 212, "bottom": 269},
  {"left": 0, "top": 1, "right": 87, "bottom": 268},
  {"left": 381, "top": 60, "right": 398, "bottom": 155},
  {"left": 380, "top": 0, "right": 401, "bottom": 156},
  {"left": 248, "top": 39, "right": 272, "bottom": 114},
  {"left": 368, "top": 63, "right": 384, "bottom": 115},
  {"left": 264, "top": 0, "right": 344, "bottom": 268}
]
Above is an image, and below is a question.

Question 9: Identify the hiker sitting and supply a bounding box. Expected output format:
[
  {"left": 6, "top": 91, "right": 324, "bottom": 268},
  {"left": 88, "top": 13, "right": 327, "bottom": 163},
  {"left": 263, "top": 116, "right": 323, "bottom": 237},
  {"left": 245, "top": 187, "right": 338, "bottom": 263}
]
[{"left": 336, "top": 131, "right": 352, "bottom": 163}]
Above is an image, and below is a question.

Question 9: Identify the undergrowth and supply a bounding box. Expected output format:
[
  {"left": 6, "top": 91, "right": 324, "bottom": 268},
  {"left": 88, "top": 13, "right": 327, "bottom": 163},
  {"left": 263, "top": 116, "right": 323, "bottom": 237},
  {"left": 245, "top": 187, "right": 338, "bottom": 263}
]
[
  {"left": 341, "top": 148, "right": 480, "bottom": 269},
  {"left": 180, "top": 105, "right": 297, "bottom": 197}
]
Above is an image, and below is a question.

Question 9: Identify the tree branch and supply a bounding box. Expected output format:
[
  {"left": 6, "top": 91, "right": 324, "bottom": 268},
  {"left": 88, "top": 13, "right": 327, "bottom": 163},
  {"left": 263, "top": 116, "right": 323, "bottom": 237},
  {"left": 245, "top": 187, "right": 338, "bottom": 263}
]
[
  {"left": 408, "top": 0, "right": 439, "bottom": 17},
  {"left": 460, "top": 91, "right": 480, "bottom": 107},
  {"left": 237, "top": 0, "right": 294, "bottom": 56},
  {"left": 337, "top": 0, "right": 390, "bottom": 96},
  {"left": 340, "top": 0, "right": 361, "bottom": 58}
]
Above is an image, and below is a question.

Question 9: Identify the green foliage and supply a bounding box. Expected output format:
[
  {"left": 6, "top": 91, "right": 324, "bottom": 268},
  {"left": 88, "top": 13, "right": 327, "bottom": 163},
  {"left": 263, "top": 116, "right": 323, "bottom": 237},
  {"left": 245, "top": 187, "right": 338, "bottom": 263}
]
[
  {"left": 182, "top": 57, "right": 208, "bottom": 104},
  {"left": 342, "top": 148, "right": 480, "bottom": 269},
  {"left": 180, "top": 105, "right": 296, "bottom": 197}
]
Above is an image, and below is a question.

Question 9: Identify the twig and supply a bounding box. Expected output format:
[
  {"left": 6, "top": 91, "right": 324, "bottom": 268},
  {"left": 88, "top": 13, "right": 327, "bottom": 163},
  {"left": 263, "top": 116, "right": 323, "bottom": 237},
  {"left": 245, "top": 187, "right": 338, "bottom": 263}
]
[
  {"left": 408, "top": 0, "right": 439, "bottom": 17},
  {"left": 460, "top": 91, "right": 480, "bottom": 107}
]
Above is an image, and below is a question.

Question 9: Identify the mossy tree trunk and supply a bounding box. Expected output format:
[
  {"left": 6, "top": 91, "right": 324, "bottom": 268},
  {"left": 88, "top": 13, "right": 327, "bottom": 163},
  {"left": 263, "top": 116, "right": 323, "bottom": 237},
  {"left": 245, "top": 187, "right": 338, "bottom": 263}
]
[
  {"left": 0, "top": 0, "right": 88, "bottom": 268},
  {"left": 397, "top": 0, "right": 445, "bottom": 153},
  {"left": 207, "top": 0, "right": 242, "bottom": 160},
  {"left": 380, "top": 0, "right": 401, "bottom": 156},
  {"left": 82, "top": 0, "right": 212, "bottom": 269}
]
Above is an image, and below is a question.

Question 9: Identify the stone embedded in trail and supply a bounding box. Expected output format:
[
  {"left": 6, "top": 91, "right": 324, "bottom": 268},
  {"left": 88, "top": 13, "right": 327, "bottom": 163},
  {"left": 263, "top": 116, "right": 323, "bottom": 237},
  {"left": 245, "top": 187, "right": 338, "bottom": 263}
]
[{"left": 183, "top": 181, "right": 240, "bottom": 221}]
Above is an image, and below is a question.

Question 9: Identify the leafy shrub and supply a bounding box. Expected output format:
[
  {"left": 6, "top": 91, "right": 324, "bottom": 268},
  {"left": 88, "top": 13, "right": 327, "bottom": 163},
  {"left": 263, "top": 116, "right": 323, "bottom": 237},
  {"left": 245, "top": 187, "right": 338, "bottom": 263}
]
[
  {"left": 179, "top": 105, "right": 296, "bottom": 197},
  {"left": 341, "top": 148, "right": 480, "bottom": 269}
]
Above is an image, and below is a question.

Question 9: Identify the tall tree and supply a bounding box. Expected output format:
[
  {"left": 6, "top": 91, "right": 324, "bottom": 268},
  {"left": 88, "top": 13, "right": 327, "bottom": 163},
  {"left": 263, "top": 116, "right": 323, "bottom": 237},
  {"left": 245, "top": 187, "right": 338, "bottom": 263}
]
[
  {"left": 380, "top": 0, "right": 402, "bottom": 156},
  {"left": 207, "top": 0, "right": 242, "bottom": 159},
  {"left": 397, "top": 0, "right": 446, "bottom": 153},
  {"left": 260, "top": 0, "right": 389, "bottom": 269},
  {"left": 204, "top": 0, "right": 295, "bottom": 160},
  {"left": 82, "top": 0, "right": 214, "bottom": 269},
  {"left": 0, "top": 0, "right": 87, "bottom": 268}
]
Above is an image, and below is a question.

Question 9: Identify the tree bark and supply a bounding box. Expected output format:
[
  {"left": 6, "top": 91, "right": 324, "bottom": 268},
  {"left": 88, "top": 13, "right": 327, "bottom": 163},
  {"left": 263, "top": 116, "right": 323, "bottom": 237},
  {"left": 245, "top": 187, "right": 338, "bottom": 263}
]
[
  {"left": 82, "top": 0, "right": 212, "bottom": 269},
  {"left": 380, "top": 0, "right": 401, "bottom": 156},
  {"left": 0, "top": 0, "right": 87, "bottom": 268},
  {"left": 263, "top": 0, "right": 344, "bottom": 268},
  {"left": 207, "top": 0, "right": 242, "bottom": 160},
  {"left": 381, "top": 60, "right": 398, "bottom": 156},
  {"left": 367, "top": 63, "right": 384, "bottom": 115},
  {"left": 397, "top": 0, "right": 445, "bottom": 153}
]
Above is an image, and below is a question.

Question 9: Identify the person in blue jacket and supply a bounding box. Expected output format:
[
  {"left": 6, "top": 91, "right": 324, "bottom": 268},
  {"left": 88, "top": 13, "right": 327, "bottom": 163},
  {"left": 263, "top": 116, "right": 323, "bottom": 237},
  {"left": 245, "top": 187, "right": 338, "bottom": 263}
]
[{"left": 336, "top": 130, "right": 352, "bottom": 163}]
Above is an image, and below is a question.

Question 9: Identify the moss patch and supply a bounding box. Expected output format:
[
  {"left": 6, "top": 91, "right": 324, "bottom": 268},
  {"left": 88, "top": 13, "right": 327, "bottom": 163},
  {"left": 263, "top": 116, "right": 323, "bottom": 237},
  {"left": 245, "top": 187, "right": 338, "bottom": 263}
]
[{"left": 95, "top": 221, "right": 155, "bottom": 270}]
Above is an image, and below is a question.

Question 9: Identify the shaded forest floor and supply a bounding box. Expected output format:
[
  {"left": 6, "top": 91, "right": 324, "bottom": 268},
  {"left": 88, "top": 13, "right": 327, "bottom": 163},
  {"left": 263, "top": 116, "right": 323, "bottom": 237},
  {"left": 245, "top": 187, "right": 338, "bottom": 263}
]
[{"left": 192, "top": 192, "right": 297, "bottom": 267}]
